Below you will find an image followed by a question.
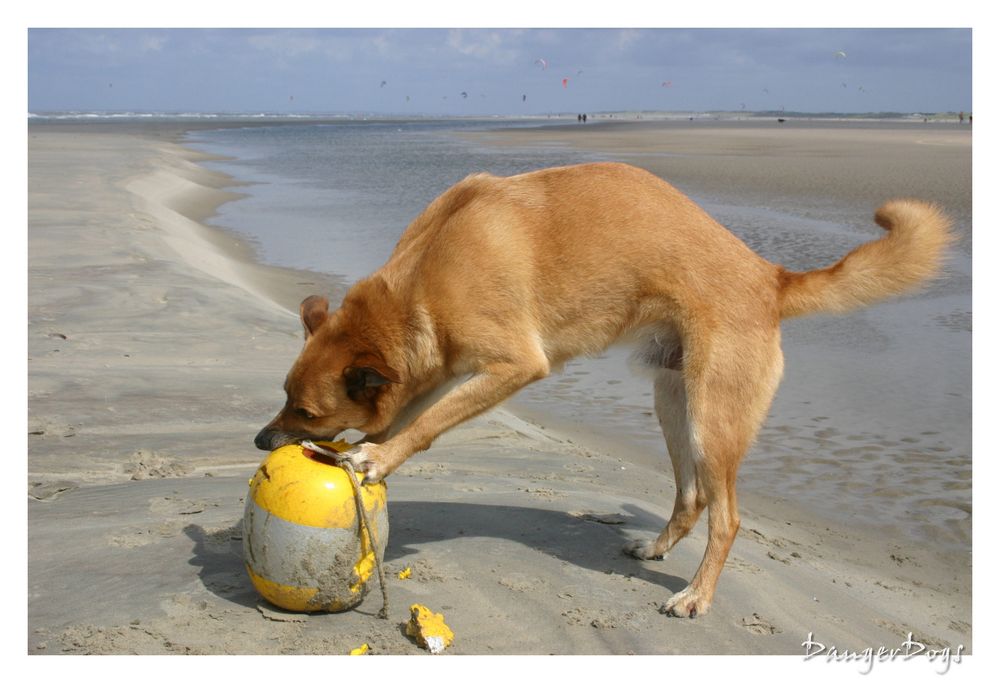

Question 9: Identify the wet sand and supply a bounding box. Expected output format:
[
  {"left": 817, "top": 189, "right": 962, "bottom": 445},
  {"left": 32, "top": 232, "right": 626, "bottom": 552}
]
[{"left": 26, "top": 119, "right": 972, "bottom": 664}]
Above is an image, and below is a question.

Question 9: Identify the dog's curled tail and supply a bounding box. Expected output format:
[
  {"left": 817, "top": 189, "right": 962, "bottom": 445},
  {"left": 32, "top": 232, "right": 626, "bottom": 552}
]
[{"left": 778, "top": 199, "right": 954, "bottom": 319}]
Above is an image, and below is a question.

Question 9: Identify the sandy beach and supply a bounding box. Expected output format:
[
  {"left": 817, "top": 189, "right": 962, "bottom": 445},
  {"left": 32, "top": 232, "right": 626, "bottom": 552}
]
[{"left": 26, "top": 118, "right": 972, "bottom": 663}]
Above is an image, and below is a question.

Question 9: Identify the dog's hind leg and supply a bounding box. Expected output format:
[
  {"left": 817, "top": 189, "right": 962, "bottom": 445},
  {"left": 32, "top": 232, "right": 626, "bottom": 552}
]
[
  {"left": 623, "top": 368, "right": 706, "bottom": 561},
  {"left": 658, "top": 332, "right": 784, "bottom": 618}
]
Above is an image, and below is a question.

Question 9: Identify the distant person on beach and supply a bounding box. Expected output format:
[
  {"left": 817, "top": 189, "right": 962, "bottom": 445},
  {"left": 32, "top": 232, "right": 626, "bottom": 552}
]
[
  {"left": 583, "top": 114, "right": 587, "bottom": 123},
  {"left": 959, "top": 112, "right": 965, "bottom": 124}
]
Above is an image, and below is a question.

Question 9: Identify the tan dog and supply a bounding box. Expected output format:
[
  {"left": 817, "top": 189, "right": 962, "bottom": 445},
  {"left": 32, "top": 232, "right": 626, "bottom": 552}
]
[{"left": 255, "top": 162, "right": 952, "bottom": 618}]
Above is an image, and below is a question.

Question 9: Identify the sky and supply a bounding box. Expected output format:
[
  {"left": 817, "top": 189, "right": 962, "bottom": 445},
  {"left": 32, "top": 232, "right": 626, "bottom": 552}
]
[{"left": 27, "top": 27, "right": 973, "bottom": 116}]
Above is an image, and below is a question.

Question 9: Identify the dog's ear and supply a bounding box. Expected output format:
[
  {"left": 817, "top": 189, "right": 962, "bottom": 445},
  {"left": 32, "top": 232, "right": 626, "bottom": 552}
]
[
  {"left": 300, "top": 295, "right": 329, "bottom": 339},
  {"left": 343, "top": 352, "right": 401, "bottom": 402}
]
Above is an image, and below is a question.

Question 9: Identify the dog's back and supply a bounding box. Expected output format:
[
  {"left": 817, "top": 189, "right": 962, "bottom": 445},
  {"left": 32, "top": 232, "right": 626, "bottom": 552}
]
[
  {"left": 381, "top": 162, "right": 784, "bottom": 365},
  {"left": 384, "top": 162, "right": 951, "bottom": 350}
]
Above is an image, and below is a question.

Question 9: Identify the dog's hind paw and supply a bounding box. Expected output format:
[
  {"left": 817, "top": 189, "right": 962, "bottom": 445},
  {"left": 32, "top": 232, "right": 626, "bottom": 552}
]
[{"left": 622, "top": 538, "right": 665, "bottom": 561}]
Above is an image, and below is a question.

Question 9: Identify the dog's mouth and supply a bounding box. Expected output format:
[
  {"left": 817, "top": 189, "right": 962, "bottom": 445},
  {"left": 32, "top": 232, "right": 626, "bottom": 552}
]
[
  {"left": 254, "top": 427, "right": 334, "bottom": 452},
  {"left": 254, "top": 426, "right": 370, "bottom": 452}
]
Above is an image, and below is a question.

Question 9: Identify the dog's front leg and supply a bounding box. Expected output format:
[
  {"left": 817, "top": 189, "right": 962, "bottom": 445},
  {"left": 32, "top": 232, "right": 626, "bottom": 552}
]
[{"left": 348, "top": 358, "right": 548, "bottom": 481}]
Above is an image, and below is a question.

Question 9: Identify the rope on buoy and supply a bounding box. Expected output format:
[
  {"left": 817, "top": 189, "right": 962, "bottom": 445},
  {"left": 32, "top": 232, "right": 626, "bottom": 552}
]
[{"left": 301, "top": 440, "right": 389, "bottom": 619}]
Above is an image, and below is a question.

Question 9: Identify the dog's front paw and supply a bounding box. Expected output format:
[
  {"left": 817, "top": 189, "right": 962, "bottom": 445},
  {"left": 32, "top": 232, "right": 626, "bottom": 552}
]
[
  {"left": 660, "top": 585, "right": 712, "bottom": 619},
  {"left": 622, "top": 538, "right": 665, "bottom": 561},
  {"left": 344, "top": 442, "right": 388, "bottom": 483}
]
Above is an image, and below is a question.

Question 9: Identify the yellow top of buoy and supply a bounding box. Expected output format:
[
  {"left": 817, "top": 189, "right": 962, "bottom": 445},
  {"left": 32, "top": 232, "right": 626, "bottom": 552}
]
[{"left": 248, "top": 440, "right": 386, "bottom": 529}]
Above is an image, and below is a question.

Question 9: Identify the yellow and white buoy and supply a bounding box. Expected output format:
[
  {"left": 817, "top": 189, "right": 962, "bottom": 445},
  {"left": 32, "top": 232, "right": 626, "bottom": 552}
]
[{"left": 242, "top": 440, "right": 388, "bottom": 613}]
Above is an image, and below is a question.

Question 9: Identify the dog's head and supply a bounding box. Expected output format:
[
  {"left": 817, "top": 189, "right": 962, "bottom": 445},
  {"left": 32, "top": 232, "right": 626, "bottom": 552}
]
[{"left": 254, "top": 294, "right": 402, "bottom": 451}]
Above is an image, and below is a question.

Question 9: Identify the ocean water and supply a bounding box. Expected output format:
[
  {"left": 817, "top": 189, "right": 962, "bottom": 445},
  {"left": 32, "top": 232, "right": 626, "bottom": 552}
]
[{"left": 185, "top": 119, "right": 971, "bottom": 552}]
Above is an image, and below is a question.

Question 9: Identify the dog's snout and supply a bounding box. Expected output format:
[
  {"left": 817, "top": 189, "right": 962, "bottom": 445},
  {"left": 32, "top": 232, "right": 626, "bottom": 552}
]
[
  {"left": 255, "top": 425, "right": 310, "bottom": 452},
  {"left": 254, "top": 427, "right": 277, "bottom": 451}
]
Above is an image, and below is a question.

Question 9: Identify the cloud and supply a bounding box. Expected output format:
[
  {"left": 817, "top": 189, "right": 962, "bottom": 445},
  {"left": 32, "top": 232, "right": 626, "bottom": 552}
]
[
  {"left": 139, "top": 34, "right": 168, "bottom": 53},
  {"left": 446, "top": 29, "right": 523, "bottom": 65},
  {"left": 613, "top": 29, "right": 642, "bottom": 51},
  {"left": 246, "top": 30, "right": 324, "bottom": 59}
]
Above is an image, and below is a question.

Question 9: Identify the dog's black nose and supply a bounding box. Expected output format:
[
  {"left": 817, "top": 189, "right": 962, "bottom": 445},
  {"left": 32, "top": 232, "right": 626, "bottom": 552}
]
[{"left": 254, "top": 428, "right": 275, "bottom": 451}]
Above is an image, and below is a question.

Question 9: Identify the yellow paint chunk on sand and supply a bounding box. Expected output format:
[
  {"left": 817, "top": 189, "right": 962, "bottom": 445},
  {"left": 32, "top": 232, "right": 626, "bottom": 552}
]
[
  {"left": 398, "top": 566, "right": 412, "bottom": 580},
  {"left": 349, "top": 643, "right": 369, "bottom": 656},
  {"left": 405, "top": 604, "right": 454, "bottom": 654}
]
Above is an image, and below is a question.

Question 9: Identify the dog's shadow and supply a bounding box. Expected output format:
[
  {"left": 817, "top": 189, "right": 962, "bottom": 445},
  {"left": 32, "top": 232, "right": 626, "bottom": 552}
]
[{"left": 184, "top": 501, "right": 687, "bottom": 611}]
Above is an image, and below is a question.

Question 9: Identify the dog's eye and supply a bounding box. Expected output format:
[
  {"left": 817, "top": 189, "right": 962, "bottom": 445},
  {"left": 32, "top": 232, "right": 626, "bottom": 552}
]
[{"left": 294, "top": 408, "right": 316, "bottom": 420}]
